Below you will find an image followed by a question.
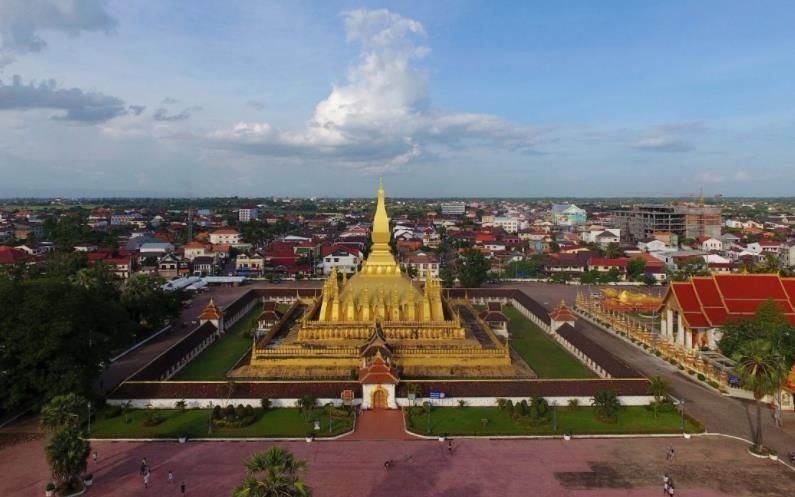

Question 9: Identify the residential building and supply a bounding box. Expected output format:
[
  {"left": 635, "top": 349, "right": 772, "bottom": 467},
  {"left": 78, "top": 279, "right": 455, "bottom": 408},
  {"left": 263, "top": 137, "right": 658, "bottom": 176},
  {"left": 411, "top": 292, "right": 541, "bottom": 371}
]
[
  {"left": 183, "top": 241, "right": 209, "bottom": 261},
  {"left": 209, "top": 228, "right": 241, "bottom": 245},
  {"left": 551, "top": 204, "right": 587, "bottom": 226},
  {"left": 158, "top": 253, "right": 189, "bottom": 279},
  {"left": 321, "top": 245, "right": 361, "bottom": 274},
  {"left": 192, "top": 255, "right": 217, "bottom": 276},
  {"left": 400, "top": 252, "right": 440, "bottom": 279},
  {"left": 695, "top": 236, "right": 723, "bottom": 252},
  {"left": 440, "top": 201, "right": 466, "bottom": 215},
  {"left": 492, "top": 216, "right": 519, "bottom": 233},
  {"left": 235, "top": 254, "right": 265, "bottom": 276},
  {"left": 238, "top": 205, "right": 258, "bottom": 222}
]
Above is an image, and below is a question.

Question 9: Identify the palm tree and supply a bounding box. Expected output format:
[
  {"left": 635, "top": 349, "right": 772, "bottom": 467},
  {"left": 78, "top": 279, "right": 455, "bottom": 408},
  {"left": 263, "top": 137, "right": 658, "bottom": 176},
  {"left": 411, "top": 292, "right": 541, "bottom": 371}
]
[
  {"left": 647, "top": 376, "right": 670, "bottom": 418},
  {"left": 592, "top": 390, "right": 621, "bottom": 422},
  {"left": 733, "top": 339, "right": 787, "bottom": 452},
  {"left": 41, "top": 393, "right": 87, "bottom": 431},
  {"left": 296, "top": 395, "right": 317, "bottom": 421},
  {"left": 232, "top": 446, "right": 311, "bottom": 497},
  {"left": 46, "top": 425, "right": 90, "bottom": 489}
]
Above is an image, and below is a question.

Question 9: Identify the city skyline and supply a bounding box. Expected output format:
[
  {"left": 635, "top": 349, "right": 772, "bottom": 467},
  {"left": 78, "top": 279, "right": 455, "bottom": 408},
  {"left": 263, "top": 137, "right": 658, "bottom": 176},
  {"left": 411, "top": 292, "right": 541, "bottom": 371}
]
[{"left": 2, "top": 1, "right": 795, "bottom": 197}]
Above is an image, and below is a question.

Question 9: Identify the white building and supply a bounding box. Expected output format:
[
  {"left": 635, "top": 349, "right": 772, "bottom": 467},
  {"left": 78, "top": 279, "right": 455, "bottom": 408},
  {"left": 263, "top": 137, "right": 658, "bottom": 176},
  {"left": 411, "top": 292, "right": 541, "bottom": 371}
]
[
  {"left": 492, "top": 216, "right": 519, "bottom": 233},
  {"left": 238, "top": 205, "right": 258, "bottom": 222},
  {"left": 440, "top": 201, "right": 466, "bottom": 215},
  {"left": 209, "top": 229, "right": 241, "bottom": 245},
  {"left": 322, "top": 246, "right": 361, "bottom": 274}
]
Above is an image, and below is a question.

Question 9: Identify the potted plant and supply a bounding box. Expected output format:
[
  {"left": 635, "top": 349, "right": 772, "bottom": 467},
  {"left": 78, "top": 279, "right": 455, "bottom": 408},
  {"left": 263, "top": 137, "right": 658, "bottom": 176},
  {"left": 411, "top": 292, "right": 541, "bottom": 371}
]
[
  {"left": 305, "top": 432, "right": 314, "bottom": 443},
  {"left": 82, "top": 473, "right": 94, "bottom": 487},
  {"left": 769, "top": 448, "right": 779, "bottom": 461},
  {"left": 683, "top": 432, "right": 691, "bottom": 439},
  {"left": 563, "top": 432, "right": 572, "bottom": 441},
  {"left": 178, "top": 435, "right": 188, "bottom": 444},
  {"left": 45, "top": 482, "right": 55, "bottom": 497}
]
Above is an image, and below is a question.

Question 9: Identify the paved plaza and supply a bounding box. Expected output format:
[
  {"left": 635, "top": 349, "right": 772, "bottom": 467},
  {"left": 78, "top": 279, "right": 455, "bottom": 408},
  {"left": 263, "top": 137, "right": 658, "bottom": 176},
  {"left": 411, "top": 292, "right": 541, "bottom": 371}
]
[{"left": 2, "top": 435, "right": 793, "bottom": 497}]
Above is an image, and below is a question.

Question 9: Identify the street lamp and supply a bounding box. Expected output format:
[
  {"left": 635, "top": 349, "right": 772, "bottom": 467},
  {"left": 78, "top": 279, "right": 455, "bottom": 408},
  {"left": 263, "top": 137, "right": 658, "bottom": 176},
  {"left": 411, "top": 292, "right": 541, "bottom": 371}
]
[
  {"left": 87, "top": 402, "right": 92, "bottom": 435},
  {"left": 426, "top": 400, "right": 431, "bottom": 434},
  {"left": 680, "top": 399, "right": 686, "bottom": 432}
]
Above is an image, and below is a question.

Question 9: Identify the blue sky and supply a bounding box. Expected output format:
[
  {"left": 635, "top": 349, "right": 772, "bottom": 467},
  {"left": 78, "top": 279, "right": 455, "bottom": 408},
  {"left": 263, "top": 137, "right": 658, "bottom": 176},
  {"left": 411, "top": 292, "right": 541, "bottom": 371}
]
[{"left": 1, "top": 1, "right": 794, "bottom": 197}]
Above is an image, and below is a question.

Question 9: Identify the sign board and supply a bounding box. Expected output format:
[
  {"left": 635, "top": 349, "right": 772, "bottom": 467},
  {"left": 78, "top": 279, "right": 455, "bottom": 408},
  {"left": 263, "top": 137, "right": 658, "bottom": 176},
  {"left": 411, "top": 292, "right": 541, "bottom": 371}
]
[
  {"left": 728, "top": 375, "right": 741, "bottom": 387},
  {"left": 430, "top": 391, "right": 445, "bottom": 399},
  {"left": 341, "top": 389, "right": 354, "bottom": 405},
  {"left": 407, "top": 393, "right": 416, "bottom": 401},
  {"left": 313, "top": 421, "right": 320, "bottom": 431}
]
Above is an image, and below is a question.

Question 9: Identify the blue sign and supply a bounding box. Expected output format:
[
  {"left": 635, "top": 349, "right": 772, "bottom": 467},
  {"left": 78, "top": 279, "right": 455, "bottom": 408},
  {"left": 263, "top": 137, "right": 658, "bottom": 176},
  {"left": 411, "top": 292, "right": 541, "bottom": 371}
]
[
  {"left": 728, "top": 375, "right": 741, "bottom": 387},
  {"left": 430, "top": 391, "right": 445, "bottom": 399}
]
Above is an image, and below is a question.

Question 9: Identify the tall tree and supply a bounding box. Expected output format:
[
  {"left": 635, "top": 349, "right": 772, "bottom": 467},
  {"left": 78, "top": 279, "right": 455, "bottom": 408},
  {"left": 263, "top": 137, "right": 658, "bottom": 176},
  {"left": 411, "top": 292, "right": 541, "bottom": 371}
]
[
  {"left": 46, "top": 425, "right": 90, "bottom": 489},
  {"left": 232, "top": 446, "right": 311, "bottom": 497},
  {"left": 121, "top": 273, "right": 181, "bottom": 329},
  {"left": 719, "top": 300, "right": 795, "bottom": 366},
  {"left": 40, "top": 394, "right": 88, "bottom": 431},
  {"left": 626, "top": 257, "right": 646, "bottom": 281},
  {"left": 458, "top": 249, "right": 490, "bottom": 288},
  {"left": 733, "top": 339, "right": 787, "bottom": 451}
]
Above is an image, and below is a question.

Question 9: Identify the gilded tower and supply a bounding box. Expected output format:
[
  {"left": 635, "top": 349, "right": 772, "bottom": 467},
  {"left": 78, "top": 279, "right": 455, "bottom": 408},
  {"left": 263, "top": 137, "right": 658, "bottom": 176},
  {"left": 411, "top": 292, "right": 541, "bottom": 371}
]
[{"left": 237, "top": 180, "right": 523, "bottom": 380}]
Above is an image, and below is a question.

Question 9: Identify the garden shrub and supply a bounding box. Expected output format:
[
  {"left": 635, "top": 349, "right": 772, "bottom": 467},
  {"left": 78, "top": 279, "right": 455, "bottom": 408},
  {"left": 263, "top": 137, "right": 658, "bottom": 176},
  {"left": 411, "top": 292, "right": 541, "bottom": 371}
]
[
  {"left": 212, "top": 405, "right": 222, "bottom": 419},
  {"left": 530, "top": 397, "right": 550, "bottom": 420},
  {"left": 688, "top": 370, "right": 696, "bottom": 376},
  {"left": 243, "top": 405, "right": 254, "bottom": 417},
  {"left": 519, "top": 400, "right": 529, "bottom": 416},
  {"left": 235, "top": 404, "right": 245, "bottom": 419},
  {"left": 260, "top": 398, "right": 271, "bottom": 411},
  {"left": 697, "top": 373, "right": 706, "bottom": 381},
  {"left": 708, "top": 380, "right": 719, "bottom": 389},
  {"left": 567, "top": 398, "right": 580, "bottom": 409},
  {"left": 103, "top": 405, "right": 122, "bottom": 419},
  {"left": 142, "top": 411, "right": 165, "bottom": 427},
  {"left": 224, "top": 405, "right": 236, "bottom": 420},
  {"left": 496, "top": 398, "right": 509, "bottom": 410},
  {"left": 678, "top": 365, "right": 685, "bottom": 370}
]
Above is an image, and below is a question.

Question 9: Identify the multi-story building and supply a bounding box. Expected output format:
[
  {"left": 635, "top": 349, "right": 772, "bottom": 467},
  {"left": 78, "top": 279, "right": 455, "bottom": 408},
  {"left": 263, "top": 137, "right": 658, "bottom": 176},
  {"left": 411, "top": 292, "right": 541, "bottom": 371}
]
[
  {"left": 440, "top": 201, "right": 466, "bottom": 216},
  {"left": 238, "top": 205, "right": 258, "bottom": 223},
  {"left": 551, "top": 204, "right": 587, "bottom": 226},
  {"left": 209, "top": 228, "right": 241, "bottom": 245},
  {"left": 492, "top": 216, "right": 519, "bottom": 233},
  {"left": 613, "top": 203, "right": 721, "bottom": 242},
  {"left": 400, "top": 252, "right": 440, "bottom": 279}
]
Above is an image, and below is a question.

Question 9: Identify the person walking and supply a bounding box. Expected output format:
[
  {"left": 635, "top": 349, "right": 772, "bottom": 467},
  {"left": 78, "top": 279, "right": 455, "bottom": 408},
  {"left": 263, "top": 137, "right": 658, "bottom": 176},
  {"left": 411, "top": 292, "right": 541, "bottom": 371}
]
[
  {"left": 144, "top": 471, "right": 150, "bottom": 489},
  {"left": 447, "top": 440, "right": 453, "bottom": 455},
  {"left": 140, "top": 460, "right": 147, "bottom": 476},
  {"left": 92, "top": 450, "right": 97, "bottom": 463},
  {"left": 180, "top": 481, "right": 186, "bottom": 495},
  {"left": 168, "top": 470, "right": 174, "bottom": 484},
  {"left": 663, "top": 474, "right": 670, "bottom": 495}
]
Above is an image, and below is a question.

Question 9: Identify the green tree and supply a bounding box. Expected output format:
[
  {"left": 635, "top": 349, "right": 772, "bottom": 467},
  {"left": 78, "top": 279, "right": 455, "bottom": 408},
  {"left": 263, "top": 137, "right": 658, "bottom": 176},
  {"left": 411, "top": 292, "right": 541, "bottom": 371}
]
[
  {"left": 232, "top": 446, "right": 311, "bottom": 497},
  {"left": 604, "top": 243, "right": 623, "bottom": 259},
  {"left": 458, "top": 249, "right": 490, "bottom": 288},
  {"left": 626, "top": 257, "right": 646, "bottom": 281},
  {"left": 591, "top": 390, "right": 621, "bottom": 422},
  {"left": 719, "top": 300, "right": 795, "bottom": 366},
  {"left": 647, "top": 376, "right": 670, "bottom": 419},
  {"left": 46, "top": 425, "right": 90, "bottom": 489},
  {"left": 40, "top": 394, "right": 87, "bottom": 431},
  {"left": 0, "top": 278, "right": 135, "bottom": 410},
  {"left": 121, "top": 273, "right": 181, "bottom": 329},
  {"left": 439, "top": 268, "right": 455, "bottom": 288},
  {"left": 733, "top": 339, "right": 787, "bottom": 451},
  {"left": 549, "top": 241, "right": 560, "bottom": 253}
]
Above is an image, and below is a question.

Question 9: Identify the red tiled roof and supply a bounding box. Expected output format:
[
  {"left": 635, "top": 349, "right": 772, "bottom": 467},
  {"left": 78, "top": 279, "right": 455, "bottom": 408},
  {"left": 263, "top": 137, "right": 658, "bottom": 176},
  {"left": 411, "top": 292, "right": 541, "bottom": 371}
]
[
  {"left": 588, "top": 257, "right": 628, "bottom": 267},
  {"left": 358, "top": 353, "right": 399, "bottom": 385},
  {"left": 0, "top": 246, "right": 26, "bottom": 265},
  {"left": 664, "top": 274, "right": 795, "bottom": 328}
]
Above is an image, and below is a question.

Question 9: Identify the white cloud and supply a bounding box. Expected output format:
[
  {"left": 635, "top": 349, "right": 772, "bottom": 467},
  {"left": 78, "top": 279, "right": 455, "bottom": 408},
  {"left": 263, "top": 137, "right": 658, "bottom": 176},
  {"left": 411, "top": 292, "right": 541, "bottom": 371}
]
[
  {"left": 630, "top": 122, "right": 707, "bottom": 153},
  {"left": 206, "top": 8, "right": 541, "bottom": 172},
  {"left": 0, "top": 0, "right": 116, "bottom": 67}
]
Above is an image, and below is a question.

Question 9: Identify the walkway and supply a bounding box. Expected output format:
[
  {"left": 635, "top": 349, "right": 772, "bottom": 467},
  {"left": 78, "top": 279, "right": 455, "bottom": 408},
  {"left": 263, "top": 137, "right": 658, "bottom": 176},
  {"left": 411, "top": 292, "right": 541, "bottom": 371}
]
[
  {"left": 2, "top": 435, "right": 792, "bottom": 497},
  {"left": 345, "top": 410, "right": 415, "bottom": 441}
]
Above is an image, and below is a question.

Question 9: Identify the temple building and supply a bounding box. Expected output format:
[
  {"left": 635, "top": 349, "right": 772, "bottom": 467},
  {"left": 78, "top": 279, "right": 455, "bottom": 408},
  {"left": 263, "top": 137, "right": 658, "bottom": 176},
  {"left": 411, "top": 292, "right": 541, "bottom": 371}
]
[
  {"left": 658, "top": 274, "right": 795, "bottom": 350},
  {"left": 231, "top": 180, "right": 528, "bottom": 408}
]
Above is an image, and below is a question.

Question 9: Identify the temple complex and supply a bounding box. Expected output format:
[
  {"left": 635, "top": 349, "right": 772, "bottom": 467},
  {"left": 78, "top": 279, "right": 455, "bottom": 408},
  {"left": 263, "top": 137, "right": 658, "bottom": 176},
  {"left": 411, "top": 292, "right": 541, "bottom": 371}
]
[{"left": 230, "top": 180, "right": 530, "bottom": 403}]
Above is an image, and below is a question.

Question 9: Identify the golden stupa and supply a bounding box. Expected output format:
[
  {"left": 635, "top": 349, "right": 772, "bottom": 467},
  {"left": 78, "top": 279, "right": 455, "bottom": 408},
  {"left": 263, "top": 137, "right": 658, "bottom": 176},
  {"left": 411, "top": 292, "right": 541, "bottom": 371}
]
[{"left": 232, "top": 179, "right": 525, "bottom": 379}]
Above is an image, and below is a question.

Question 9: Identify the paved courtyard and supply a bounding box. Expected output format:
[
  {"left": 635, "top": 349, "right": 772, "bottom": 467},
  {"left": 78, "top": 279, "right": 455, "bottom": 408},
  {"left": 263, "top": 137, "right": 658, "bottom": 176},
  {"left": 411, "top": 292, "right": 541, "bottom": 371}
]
[{"left": 3, "top": 435, "right": 793, "bottom": 497}]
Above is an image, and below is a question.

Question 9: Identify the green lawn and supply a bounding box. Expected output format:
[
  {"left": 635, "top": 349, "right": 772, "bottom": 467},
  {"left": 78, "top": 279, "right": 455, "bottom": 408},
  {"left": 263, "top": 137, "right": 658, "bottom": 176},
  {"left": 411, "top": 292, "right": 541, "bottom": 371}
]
[
  {"left": 503, "top": 305, "right": 596, "bottom": 378},
  {"left": 173, "top": 305, "right": 262, "bottom": 380},
  {"left": 405, "top": 406, "right": 702, "bottom": 436},
  {"left": 90, "top": 408, "right": 353, "bottom": 438}
]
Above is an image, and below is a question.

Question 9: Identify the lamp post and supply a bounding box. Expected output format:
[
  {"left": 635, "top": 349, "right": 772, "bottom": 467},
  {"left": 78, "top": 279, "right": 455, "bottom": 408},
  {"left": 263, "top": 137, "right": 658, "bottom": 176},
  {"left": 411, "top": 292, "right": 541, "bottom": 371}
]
[
  {"left": 87, "top": 402, "right": 92, "bottom": 435},
  {"left": 552, "top": 401, "right": 557, "bottom": 432},
  {"left": 426, "top": 400, "right": 431, "bottom": 434},
  {"left": 328, "top": 406, "right": 332, "bottom": 434},
  {"left": 208, "top": 402, "right": 213, "bottom": 435},
  {"left": 680, "top": 399, "right": 686, "bottom": 432}
]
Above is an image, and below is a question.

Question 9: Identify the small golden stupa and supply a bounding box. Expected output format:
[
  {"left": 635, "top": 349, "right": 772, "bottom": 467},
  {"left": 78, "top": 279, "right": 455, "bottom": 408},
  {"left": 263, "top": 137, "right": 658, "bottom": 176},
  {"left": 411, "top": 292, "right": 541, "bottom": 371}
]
[{"left": 233, "top": 179, "right": 524, "bottom": 380}]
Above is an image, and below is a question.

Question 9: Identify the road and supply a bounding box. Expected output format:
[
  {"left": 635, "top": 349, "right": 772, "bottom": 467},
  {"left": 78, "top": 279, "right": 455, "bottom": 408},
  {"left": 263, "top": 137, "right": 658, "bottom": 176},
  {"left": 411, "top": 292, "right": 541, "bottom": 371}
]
[{"left": 508, "top": 282, "right": 795, "bottom": 456}]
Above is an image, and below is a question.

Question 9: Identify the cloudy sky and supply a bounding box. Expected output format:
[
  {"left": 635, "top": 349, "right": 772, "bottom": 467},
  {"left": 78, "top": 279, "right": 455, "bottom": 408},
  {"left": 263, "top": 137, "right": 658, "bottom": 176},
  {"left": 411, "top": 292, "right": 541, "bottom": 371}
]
[{"left": 1, "top": 1, "right": 794, "bottom": 197}]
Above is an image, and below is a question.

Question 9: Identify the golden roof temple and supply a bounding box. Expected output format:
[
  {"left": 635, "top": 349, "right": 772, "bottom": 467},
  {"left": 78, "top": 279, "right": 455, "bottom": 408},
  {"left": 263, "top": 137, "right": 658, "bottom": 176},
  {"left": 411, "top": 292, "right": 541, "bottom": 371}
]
[{"left": 232, "top": 179, "right": 528, "bottom": 381}]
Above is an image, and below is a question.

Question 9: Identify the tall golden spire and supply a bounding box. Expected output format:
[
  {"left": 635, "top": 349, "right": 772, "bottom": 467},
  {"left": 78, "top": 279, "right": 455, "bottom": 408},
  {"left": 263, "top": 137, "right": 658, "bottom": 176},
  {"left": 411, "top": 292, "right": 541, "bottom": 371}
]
[{"left": 361, "top": 178, "right": 400, "bottom": 273}]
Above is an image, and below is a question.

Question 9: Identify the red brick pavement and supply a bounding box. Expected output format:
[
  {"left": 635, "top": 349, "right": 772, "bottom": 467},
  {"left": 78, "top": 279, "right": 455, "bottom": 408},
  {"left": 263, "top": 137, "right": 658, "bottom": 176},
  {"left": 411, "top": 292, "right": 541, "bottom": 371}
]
[
  {"left": 344, "top": 410, "right": 416, "bottom": 441},
  {"left": 4, "top": 436, "right": 792, "bottom": 497}
]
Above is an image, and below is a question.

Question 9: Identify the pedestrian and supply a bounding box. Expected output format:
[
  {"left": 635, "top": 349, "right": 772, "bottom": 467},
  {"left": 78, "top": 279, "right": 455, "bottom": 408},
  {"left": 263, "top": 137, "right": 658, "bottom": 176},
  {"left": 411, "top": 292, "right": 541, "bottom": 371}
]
[
  {"left": 92, "top": 450, "right": 97, "bottom": 463},
  {"left": 447, "top": 440, "right": 453, "bottom": 455},
  {"left": 144, "top": 471, "right": 150, "bottom": 489},
  {"left": 140, "top": 461, "right": 147, "bottom": 476},
  {"left": 669, "top": 447, "right": 675, "bottom": 460},
  {"left": 668, "top": 485, "right": 675, "bottom": 496},
  {"left": 168, "top": 470, "right": 174, "bottom": 484},
  {"left": 383, "top": 460, "right": 391, "bottom": 470},
  {"left": 180, "top": 481, "right": 186, "bottom": 495}
]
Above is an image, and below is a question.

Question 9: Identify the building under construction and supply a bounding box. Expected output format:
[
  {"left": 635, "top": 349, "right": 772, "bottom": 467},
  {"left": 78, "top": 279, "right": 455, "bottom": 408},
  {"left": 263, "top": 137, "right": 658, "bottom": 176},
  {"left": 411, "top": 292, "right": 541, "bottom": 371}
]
[{"left": 613, "top": 202, "right": 721, "bottom": 242}]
